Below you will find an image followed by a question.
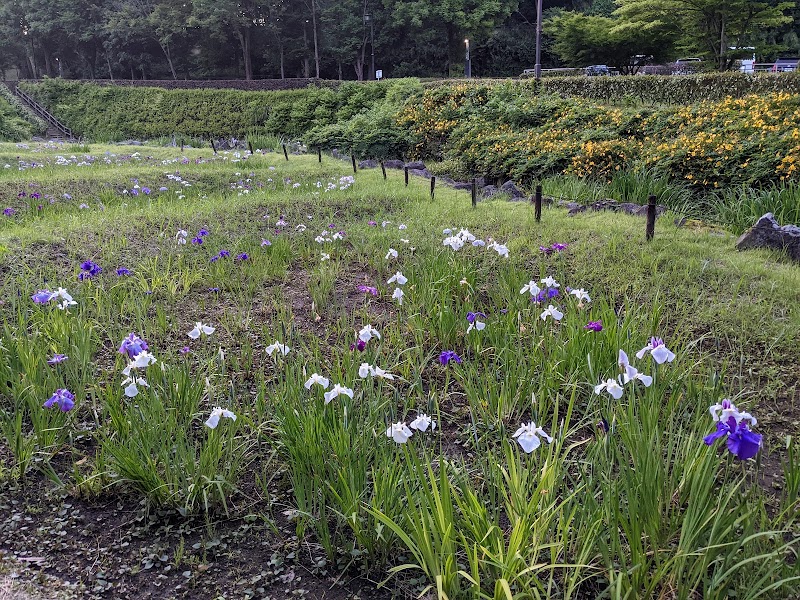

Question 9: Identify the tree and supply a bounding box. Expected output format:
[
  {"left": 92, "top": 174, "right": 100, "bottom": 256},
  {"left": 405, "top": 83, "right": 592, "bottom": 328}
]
[
  {"left": 383, "top": 0, "right": 519, "bottom": 75},
  {"left": 548, "top": 11, "right": 675, "bottom": 73},
  {"left": 615, "top": 0, "right": 795, "bottom": 70}
]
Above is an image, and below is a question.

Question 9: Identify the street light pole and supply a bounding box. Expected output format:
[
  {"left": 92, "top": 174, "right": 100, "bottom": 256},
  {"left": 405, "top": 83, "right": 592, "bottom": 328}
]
[
  {"left": 534, "top": 0, "right": 543, "bottom": 80},
  {"left": 465, "top": 39, "right": 471, "bottom": 78},
  {"left": 370, "top": 17, "right": 375, "bottom": 81}
]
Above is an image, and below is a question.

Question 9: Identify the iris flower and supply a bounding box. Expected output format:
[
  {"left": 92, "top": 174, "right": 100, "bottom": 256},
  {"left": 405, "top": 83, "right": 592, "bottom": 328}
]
[
  {"left": 205, "top": 407, "right": 237, "bottom": 429},
  {"left": 119, "top": 333, "right": 148, "bottom": 358},
  {"left": 540, "top": 276, "right": 560, "bottom": 288},
  {"left": 392, "top": 287, "right": 404, "bottom": 305},
  {"left": 594, "top": 378, "right": 624, "bottom": 399},
  {"left": 703, "top": 399, "right": 761, "bottom": 460},
  {"left": 584, "top": 321, "right": 603, "bottom": 331},
  {"left": 304, "top": 373, "right": 330, "bottom": 390},
  {"left": 385, "top": 248, "right": 398, "bottom": 260},
  {"left": 323, "top": 384, "right": 354, "bottom": 404},
  {"left": 32, "top": 290, "right": 55, "bottom": 304},
  {"left": 386, "top": 422, "right": 413, "bottom": 444},
  {"left": 570, "top": 288, "right": 591, "bottom": 303},
  {"left": 410, "top": 413, "right": 435, "bottom": 432},
  {"left": 520, "top": 280, "right": 541, "bottom": 296},
  {"left": 122, "top": 375, "right": 149, "bottom": 398},
  {"left": 387, "top": 272, "right": 407, "bottom": 285},
  {"left": 188, "top": 322, "right": 215, "bottom": 339},
  {"left": 44, "top": 388, "right": 75, "bottom": 411},
  {"left": 358, "top": 325, "right": 380, "bottom": 343},
  {"left": 466, "top": 312, "right": 486, "bottom": 333},
  {"left": 265, "top": 342, "right": 290, "bottom": 356},
  {"left": 540, "top": 305, "right": 564, "bottom": 321},
  {"left": 357, "top": 285, "right": 378, "bottom": 296},
  {"left": 439, "top": 351, "right": 462, "bottom": 365},
  {"left": 512, "top": 422, "right": 553, "bottom": 453},
  {"left": 47, "top": 353, "right": 68, "bottom": 365},
  {"left": 358, "top": 363, "right": 394, "bottom": 379},
  {"left": 636, "top": 337, "right": 676, "bottom": 364}
]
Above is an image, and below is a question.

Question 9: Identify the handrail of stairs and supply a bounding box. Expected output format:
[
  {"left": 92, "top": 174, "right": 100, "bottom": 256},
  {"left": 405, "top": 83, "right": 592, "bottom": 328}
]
[{"left": 12, "top": 84, "right": 74, "bottom": 141}]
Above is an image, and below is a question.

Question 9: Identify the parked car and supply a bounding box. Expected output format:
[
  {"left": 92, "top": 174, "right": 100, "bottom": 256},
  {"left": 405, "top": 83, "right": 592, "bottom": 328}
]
[
  {"left": 585, "top": 64, "right": 611, "bottom": 76},
  {"left": 772, "top": 58, "right": 799, "bottom": 72}
]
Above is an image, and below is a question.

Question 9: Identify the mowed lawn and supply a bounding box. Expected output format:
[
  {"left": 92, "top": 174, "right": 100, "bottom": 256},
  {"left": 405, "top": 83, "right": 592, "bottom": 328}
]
[{"left": 0, "top": 142, "right": 798, "bottom": 599}]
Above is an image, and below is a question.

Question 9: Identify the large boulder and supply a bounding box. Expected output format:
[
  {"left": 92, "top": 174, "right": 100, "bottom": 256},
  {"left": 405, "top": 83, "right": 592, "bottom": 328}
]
[
  {"left": 500, "top": 180, "right": 526, "bottom": 200},
  {"left": 407, "top": 168, "right": 433, "bottom": 179},
  {"left": 404, "top": 160, "right": 426, "bottom": 170},
  {"left": 358, "top": 159, "right": 378, "bottom": 169},
  {"left": 736, "top": 213, "right": 800, "bottom": 261},
  {"left": 383, "top": 159, "right": 404, "bottom": 169}
]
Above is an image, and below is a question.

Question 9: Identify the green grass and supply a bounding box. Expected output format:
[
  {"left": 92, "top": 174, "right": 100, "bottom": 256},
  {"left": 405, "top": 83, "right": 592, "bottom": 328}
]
[{"left": 0, "top": 142, "right": 798, "bottom": 599}]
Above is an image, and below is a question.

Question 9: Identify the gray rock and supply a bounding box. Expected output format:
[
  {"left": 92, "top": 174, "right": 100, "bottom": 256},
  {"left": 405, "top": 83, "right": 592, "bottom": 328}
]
[
  {"left": 480, "top": 185, "right": 499, "bottom": 199},
  {"left": 566, "top": 202, "right": 587, "bottom": 215},
  {"left": 383, "top": 159, "right": 404, "bottom": 169},
  {"left": 736, "top": 213, "right": 800, "bottom": 261},
  {"left": 404, "top": 160, "right": 426, "bottom": 170},
  {"left": 452, "top": 182, "right": 474, "bottom": 191},
  {"left": 407, "top": 168, "right": 432, "bottom": 179},
  {"left": 438, "top": 175, "right": 455, "bottom": 185},
  {"left": 358, "top": 159, "right": 378, "bottom": 169},
  {"left": 500, "top": 180, "right": 526, "bottom": 199}
]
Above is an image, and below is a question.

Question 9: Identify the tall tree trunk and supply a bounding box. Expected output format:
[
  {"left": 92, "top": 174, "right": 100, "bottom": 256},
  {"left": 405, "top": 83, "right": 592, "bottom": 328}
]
[
  {"left": 106, "top": 53, "right": 114, "bottom": 81},
  {"left": 236, "top": 29, "right": 253, "bottom": 80},
  {"left": 338, "top": 60, "right": 342, "bottom": 80},
  {"left": 44, "top": 52, "right": 52, "bottom": 77},
  {"left": 310, "top": 0, "right": 320, "bottom": 78},
  {"left": 158, "top": 41, "right": 178, "bottom": 80},
  {"left": 719, "top": 15, "right": 725, "bottom": 71},
  {"left": 279, "top": 39, "right": 285, "bottom": 79}
]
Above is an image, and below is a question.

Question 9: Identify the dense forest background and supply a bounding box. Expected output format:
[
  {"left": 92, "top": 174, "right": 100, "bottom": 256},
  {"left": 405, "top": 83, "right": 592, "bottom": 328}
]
[{"left": 1, "top": 0, "right": 798, "bottom": 81}]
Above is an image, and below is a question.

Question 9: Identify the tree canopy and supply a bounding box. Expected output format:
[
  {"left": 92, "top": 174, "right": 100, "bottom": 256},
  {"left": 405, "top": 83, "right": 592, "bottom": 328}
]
[{"left": 0, "top": 0, "right": 796, "bottom": 80}]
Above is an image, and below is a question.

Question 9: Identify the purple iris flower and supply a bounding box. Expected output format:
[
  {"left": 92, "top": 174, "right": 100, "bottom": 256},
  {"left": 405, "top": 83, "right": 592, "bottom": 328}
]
[
  {"left": 116, "top": 267, "right": 131, "bottom": 276},
  {"left": 328, "top": 223, "right": 336, "bottom": 229},
  {"left": 261, "top": 239, "right": 272, "bottom": 247},
  {"left": 32, "top": 289, "right": 54, "bottom": 304},
  {"left": 130, "top": 189, "right": 139, "bottom": 196},
  {"left": 198, "top": 228, "right": 209, "bottom": 237},
  {"left": 368, "top": 221, "right": 377, "bottom": 226},
  {"left": 208, "top": 287, "right": 220, "bottom": 292},
  {"left": 48, "top": 354, "right": 68, "bottom": 365},
  {"left": 466, "top": 312, "right": 486, "bottom": 323},
  {"left": 118, "top": 332, "right": 148, "bottom": 359},
  {"left": 218, "top": 249, "right": 230, "bottom": 258},
  {"left": 191, "top": 236, "right": 203, "bottom": 245},
  {"left": 3, "top": 207, "right": 15, "bottom": 216},
  {"left": 539, "top": 245, "right": 553, "bottom": 255},
  {"left": 63, "top": 193, "right": 72, "bottom": 200},
  {"left": 79, "top": 261, "right": 102, "bottom": 280},
  {"left": 235, "top": 253, "right": 249, "bottom": 261},
  {"left": 532, "top": 288, "right": 559, "bottom": 304},
  {"left": 584, "top": 321, "right": 603, "bottom": 332},
  {"left": 142, "top": 187, "right": 151, "bottom": 195},
  {"left": 44, "top": 388, "right": 75, "bottom": 412},
  {"left": 704, "top": 414, "right": 762, "bottom": 460},
  {"left": 30, "top": 192, "right": 40, "bottom": 200},
  {"left": 552, "top": 243, "right": 568, "bottom": 251},
  {"left": 357, "top": 285, "right": 379, "bottom": 296},
  {"left": 350, "top": 339, "right": 367, "bottom": 352},
  {"left": 159, "top": 187, "right": 168, "bottom": 192},
  {"left": 439, "top": 350, "right": 462, "bottom": 365},
  {"left": 179, "top": 346, "right": 191, "bottom": 355}
]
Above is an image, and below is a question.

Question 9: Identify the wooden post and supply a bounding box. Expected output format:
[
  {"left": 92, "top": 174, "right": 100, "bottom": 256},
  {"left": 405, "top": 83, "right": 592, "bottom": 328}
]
[
  {"left": 430, "top": 176, "right": 436, "bottom": 200},
  {"left": 351, "top": 154, "right": 357, "bottom": 173},
  {"left": 210, "top": 139, "right": 217, "bottom": 155},
  {"left": 317, "top": 147, "right": 322, "bottom": 162},
  {"left": 646, "top": 195, "right": 657, "bottom": 241},
  {"left": 471, "top": 178, "right": 477, "bottom": 208},
  {"left": 380, "top": 161, "right": 387, "bottom": 180},
  {"left": 404, "top": 167, "right": 409, "bottom": 187},
  {"left": 248, "top": 141, "right": 253, "bottom": 154},
  {"left": 282, "top": 144, "right": 289, "bottom": 161},
  {"left": 180, "top": 139, "right": 184, "bottom": 153},
  {"left": 534, "top": 184, "right": 542, "bottom": 222}
]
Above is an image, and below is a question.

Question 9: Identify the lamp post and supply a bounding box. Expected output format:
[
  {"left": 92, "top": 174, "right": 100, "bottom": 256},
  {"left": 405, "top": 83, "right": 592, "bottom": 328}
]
[
  {"left": 364, "top": 13, "right": 375, "bottom": 80},
  {"left": 55, "top": 57, "right": 62, "bottom": 78},
  {"left": 534, "top": 0, "right": 543, "bottom": 80},
  {"left": 465, "top": 39, "right": 471, "bottom": 78}
]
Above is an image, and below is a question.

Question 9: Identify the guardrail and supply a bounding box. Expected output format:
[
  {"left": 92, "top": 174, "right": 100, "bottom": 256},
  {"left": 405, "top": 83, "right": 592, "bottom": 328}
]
[{"left": 12, "top": 85, "right": 74, "bottom": 140}]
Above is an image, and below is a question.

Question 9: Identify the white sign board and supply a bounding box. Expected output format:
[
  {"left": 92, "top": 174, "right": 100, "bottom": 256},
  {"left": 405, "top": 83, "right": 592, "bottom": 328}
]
[{"left": 376, "top": 70, "right": 383, "bottom": 80}]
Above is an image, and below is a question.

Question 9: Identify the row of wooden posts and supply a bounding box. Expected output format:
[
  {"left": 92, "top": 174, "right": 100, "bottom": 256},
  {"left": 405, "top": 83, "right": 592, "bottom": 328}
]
[{"left": 206, "top": 140, "right": 659, "bottom": 241}]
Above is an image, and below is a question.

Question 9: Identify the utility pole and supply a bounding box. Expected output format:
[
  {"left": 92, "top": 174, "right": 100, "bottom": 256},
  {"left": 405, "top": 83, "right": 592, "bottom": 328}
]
[
  {"left": 534, "top": 0, "right": 543, "bottom": 80},
  {"left": 465, "top": 39, "right": 471, "bottom": 78}
]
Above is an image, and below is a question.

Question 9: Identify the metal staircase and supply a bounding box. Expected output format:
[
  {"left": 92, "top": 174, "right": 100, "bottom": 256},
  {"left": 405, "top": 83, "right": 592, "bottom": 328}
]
[{"left": 11, "top": 84, "right": 75, "bottom": 142}]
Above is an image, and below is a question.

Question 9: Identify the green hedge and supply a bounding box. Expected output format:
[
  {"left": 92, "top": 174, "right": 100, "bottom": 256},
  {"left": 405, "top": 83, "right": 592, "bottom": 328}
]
[
  {"left": 19, "top": 79, "right": 423, "bottom": 142},
  {"left": 0, "top": 93, "right": 42, "bottom": 142}
]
